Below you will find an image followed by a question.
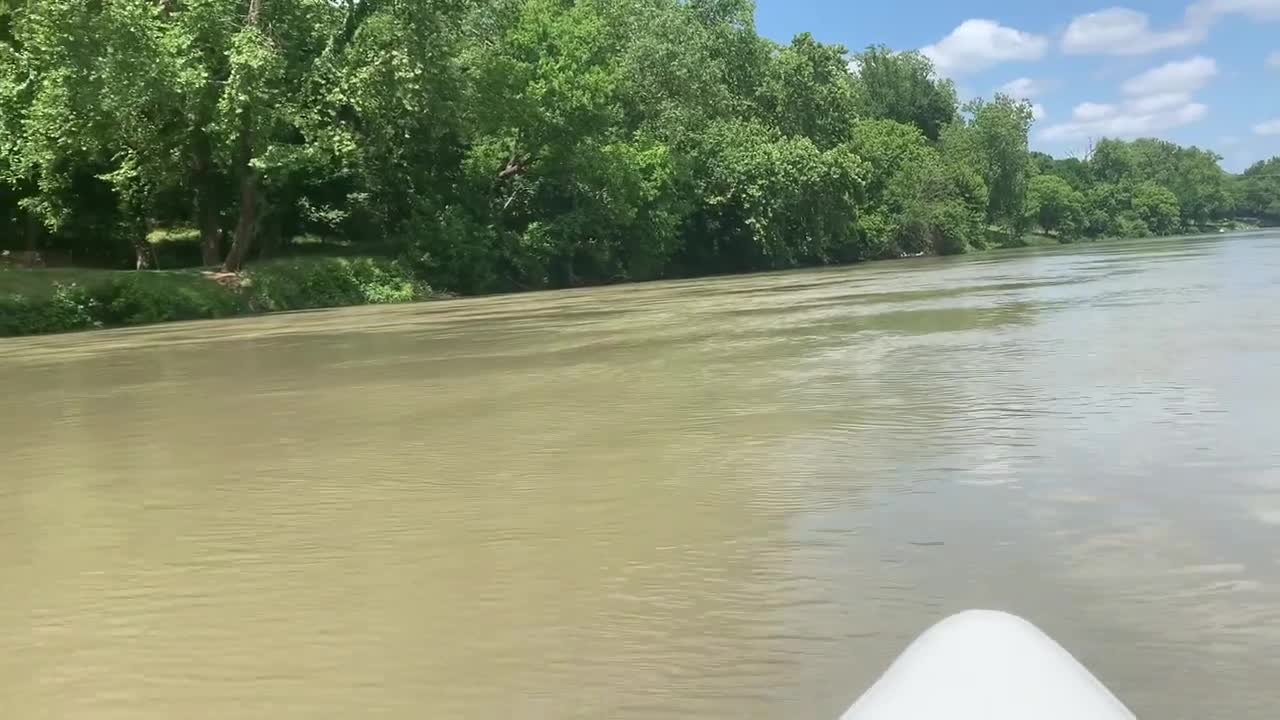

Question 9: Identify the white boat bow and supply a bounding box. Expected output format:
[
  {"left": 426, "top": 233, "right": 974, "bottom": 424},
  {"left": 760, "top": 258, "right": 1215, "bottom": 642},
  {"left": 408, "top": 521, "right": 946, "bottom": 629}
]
[{"left": 842, "top": 610, "right": 1136, "bottom": 720}]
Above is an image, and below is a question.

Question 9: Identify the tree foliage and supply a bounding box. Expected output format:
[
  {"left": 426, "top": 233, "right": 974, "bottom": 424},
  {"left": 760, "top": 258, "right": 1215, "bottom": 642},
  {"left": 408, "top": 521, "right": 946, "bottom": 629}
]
[
  {"left": 0, "top": 0, "right": 1268, "bottom": 299},
  {"left": 1235, "top": 157, "right": 1280, "bottom": 224},
  {"left": 1025, "top": 174, "right": 1084, "bottom": 239},
  {"left": 1029, "top": 137, "right": 1258, "bottom": 241},
  {"left": 850, "top": 46, "right": 957, "bottom": 142}
]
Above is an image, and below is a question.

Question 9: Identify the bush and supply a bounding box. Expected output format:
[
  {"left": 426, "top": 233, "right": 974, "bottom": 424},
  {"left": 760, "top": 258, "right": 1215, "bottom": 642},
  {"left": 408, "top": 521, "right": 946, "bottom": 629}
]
[
  {"left": 246, "top": 257, "right": 426, "bottom": 312},
  {"left": 0, "top": 283, "right": 99, "bottom": 335},
  {"left": 0, "top": 258, "right": 430, "bottom": 337},
  {"left": 93, "top": 273, "right": 245, "bottom": 326},
  {"left": 1112, "top": 214, "right": 1151, "bottom": 239},
  {"left": 401, "top": 206, "right": 506, "bottom": 295}
]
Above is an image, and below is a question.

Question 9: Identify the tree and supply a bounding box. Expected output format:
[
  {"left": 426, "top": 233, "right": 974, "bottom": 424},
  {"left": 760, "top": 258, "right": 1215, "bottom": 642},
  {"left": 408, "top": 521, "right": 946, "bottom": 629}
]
[
  {"left": 756, "top": 33, "right": 857, "bottom": 149},
  {"left": 944, "top": 94, "right": 1034, "bottom": 238},
  {"left": 682, "top": 118, "right": 866, "bottom": 271},
  {"left": 1025, "top": 174, "right": 1085, "bottom": 239},
  {"left": 1128, "top": 140, "right": 1231, "bottom": 228},
  {"left": 1090, "top": 139, "right": 1134, "bottom": 184},
  {"left": 1131, "top": 181, "right": 1181, "bottom": 236},
  {"left": 0, "top": 0, "right": 345, "bottom": 270},
  {"left": 1045, "top": 156, "right": 1092, "bottom": 191},
  {"left": 1236, "top": 157, "right": 1280, "bottom": 224},
  {"left": 847, "top": 119, "right": 986, "bottom": 257},
  {"left": 850, "top": 46, "right": 958, "bottom": 141},
  {"left": 0, "top": 0, "right": 1259, "bottom": 308}
]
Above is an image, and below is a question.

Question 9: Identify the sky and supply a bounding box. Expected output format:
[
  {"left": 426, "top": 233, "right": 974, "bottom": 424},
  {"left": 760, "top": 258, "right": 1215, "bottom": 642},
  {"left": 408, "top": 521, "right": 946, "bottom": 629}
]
[{"left": 752, "top": 0, "right": 1280, "bottom": 171}]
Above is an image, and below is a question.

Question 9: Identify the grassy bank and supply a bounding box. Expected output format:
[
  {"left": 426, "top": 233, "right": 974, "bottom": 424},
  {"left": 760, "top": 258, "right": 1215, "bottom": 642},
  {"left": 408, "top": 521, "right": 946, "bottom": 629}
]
[
  {"left": 1, "top": 227, "right": 1263, "bottom": 339},
  {"left": 0, "top": 257, "right": 430, "bottom": 337}
]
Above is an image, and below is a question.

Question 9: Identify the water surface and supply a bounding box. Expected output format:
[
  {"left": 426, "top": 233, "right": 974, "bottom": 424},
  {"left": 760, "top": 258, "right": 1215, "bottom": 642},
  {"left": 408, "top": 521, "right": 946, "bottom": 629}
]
[{"left": 3, "top": 233, "right": 1280, "bottom": 719}]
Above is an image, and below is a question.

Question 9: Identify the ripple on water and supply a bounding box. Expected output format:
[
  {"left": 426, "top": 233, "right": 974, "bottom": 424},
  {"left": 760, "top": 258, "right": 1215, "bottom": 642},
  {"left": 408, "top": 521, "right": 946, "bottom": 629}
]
[{"left": 2, "top": 232, "right": 1280, "bottom": 719}]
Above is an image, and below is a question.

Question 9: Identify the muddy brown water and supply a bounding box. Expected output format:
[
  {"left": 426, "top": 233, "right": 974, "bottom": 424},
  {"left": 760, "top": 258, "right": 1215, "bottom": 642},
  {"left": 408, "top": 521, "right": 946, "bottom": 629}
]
[{"left": 3, "top": 232, "right": 1280, "bottom": 719}]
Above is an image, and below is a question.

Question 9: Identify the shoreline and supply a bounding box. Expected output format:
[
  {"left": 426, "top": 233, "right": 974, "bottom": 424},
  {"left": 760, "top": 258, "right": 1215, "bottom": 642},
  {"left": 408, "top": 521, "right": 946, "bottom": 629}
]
[{"left": 0, "top": 229, "right": 1266, "bottom": 340}]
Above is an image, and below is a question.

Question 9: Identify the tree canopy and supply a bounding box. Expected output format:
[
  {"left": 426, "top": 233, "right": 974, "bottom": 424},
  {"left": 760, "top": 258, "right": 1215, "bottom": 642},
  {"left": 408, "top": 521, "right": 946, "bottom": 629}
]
[{"left": 0, "top": 0, "right": 1272, "bottom": 293}]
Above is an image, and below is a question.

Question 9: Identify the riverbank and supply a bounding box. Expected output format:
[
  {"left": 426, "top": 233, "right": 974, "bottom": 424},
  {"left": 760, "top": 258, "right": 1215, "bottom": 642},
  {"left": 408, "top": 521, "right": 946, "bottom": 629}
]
[
  {"left": 0, "top": 257, "right": 430, "bottom": 337},
  {"left": 0, "top": 229, "right": 1257, "bottom": 338}
]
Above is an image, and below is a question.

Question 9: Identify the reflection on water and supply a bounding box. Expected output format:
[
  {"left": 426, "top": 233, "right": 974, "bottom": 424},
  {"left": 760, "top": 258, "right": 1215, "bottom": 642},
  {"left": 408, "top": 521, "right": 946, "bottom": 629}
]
[{"left": 2, "top": 233, "right": 1280, "bottom": 719}]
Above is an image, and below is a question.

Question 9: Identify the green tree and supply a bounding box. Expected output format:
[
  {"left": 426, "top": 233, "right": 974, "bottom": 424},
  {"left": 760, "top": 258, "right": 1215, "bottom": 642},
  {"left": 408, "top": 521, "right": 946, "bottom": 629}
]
[
  {"left": 1041, "top": 156, "right": 1092, "bottom": 191},
  {"left": 847, "top": 118, "right": 986, "bottom": 256},
  {"left": 850, "top": 46, "right": 958, "bottom": 141},
  {"left": 944, "top": 94, "right": 1034, "bottom": 239},
  {"left": 0, "top": 0, "right": 1260, "bottom": 319},
  {"left": 1128, "top": 139, "right": 1231, "bottom": 228},
  {"left": 757, "top": 33, "right": 857, "bottom": 149},
  {"left": 1090, "top": 139, "right": 1134, "bottom": 184},
  {"left": 1131, "top": 181, "right": 1181, "bottom": 235},
  {"left": 1236, "top": 157, "right": 1280, "bottom": 223},
  {"left": 683, "top": 118, "right": 867, "bottom": 271},
  {"left": 0, "top": 0, "right": 348, "bottom": 270},
  {"left": 1025, "top": 174, "right": 1085, "bottom": 239}
]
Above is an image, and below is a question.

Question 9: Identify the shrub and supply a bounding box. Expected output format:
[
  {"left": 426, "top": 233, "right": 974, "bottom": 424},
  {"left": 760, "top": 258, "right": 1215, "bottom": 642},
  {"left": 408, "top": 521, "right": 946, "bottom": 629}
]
[
  {"left": 0, "top": 257, "right": 430, "bottom": 338},
  {"left": 0, "top": 283, "right": 99, "bottom": 336},
  {"left": 93, "top": 273, "right": 244, "bottom": 326},
  {"left": 247, "top": 257, "right": 426, "bottom": 312}
]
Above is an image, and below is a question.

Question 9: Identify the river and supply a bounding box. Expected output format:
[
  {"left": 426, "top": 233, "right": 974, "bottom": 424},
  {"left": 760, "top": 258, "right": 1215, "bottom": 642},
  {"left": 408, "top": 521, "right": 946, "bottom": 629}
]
[{"left": 2, "top": 232, "right": 1279, "bottom": 719}]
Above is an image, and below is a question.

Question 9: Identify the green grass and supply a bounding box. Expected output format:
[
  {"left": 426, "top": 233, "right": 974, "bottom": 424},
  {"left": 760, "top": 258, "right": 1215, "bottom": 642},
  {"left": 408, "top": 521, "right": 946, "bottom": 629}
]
[
  {"left": 146, "top": 225, "right": 201, "bottom": 245},
  {"left": 0, "top": 267, "right": 125, "bottom": 298}
]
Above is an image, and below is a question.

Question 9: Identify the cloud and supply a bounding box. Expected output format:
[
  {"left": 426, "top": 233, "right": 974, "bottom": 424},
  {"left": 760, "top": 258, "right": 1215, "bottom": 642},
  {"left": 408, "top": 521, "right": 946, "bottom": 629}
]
[
  {"left": 997, "top": 77, "right": 1044, "bottom": 99},
  {"left": 1189, "top": 0, "right": 1280, "bottom": 23},
  {"left": 1039, "top": 99, "right": 1208, "bottom": 142},
  {"left": 1074, "top": 102, "right": 1118, "bottom": 121},
  {"left": 1062, "top": 8, "right": 1202, "bottom": 55},
  {"left": 1255, "top": 118, "right": 1280, "bottom": 135},
  {"left": 1064, "top": 2, "right": 1280, "bottom": 57},
  {"left": 1031, "top": 103, "right": 1047, "bottom": 121},
  {"left": 1039, "top": 55, "right": 1217, "bottom": 143},
  {"left": 1121, "top": 56, "right": 1218, "bottom": 96},
  {"left": 1128, "top": 92, "right": 1194, "bottom": 113},
  {"left": 1268, "top": 50, "right": 1280, "bottom": 69},
  {"left": 922, "top": 20, "right": 1049, "bottom": 76}
]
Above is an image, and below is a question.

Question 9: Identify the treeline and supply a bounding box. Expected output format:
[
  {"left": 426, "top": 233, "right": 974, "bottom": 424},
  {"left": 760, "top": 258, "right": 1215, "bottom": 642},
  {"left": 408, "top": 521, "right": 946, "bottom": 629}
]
[
  {"left": 1027, "top": 139, "right": 1275, "bottom": 240},
  {"left": 1, "top": 0, "right": 1276, "bottom": 297}
]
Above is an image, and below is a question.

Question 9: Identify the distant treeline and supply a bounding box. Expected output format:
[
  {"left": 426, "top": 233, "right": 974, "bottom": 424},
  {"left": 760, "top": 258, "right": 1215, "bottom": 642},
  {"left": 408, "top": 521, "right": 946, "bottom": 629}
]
[{"left": 2, "top": 0, "right": 1277, "bottom": 295}]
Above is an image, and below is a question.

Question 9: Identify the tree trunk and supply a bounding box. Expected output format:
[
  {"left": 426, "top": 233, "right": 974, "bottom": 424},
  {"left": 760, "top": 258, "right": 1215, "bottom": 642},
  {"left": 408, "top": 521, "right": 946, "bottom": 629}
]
[
  {"left": 133, "top": 234, "right": 153, "bottom": 270},
  {"left": 192, "top": 128, "right": 220, "bottom": 265},
  {"left": 220, "top": 0, "right": 263, "bottom": 274},
  {"left": 221, "top": 151, "right": 257, "bottom": 273},
  {"left": 198, "top": 185, "right": 222, "bottom": 266},
  {"left": 23, "top": 209, "right": 39, "bottom": 254},
  {"left": 194, "top": 138, "right": 221, "bottom": 266},
  {"left": 221, "top": 101, "right": 259, "bottom": 273}
]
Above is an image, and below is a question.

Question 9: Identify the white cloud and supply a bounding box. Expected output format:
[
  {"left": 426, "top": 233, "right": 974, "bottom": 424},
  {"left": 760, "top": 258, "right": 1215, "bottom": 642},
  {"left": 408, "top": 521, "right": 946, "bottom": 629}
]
[
  {"left": 922, "top": 19, "right": 1049, "bottom": 76},
  {"left": 1074, "top": 102, "right": 1118, "bottom": 121},
  {"left": 1255, "top": 118, "right": 1280, "bottom": 135},
  {"left": 1040, "top": 55, "right": 1217, "bottom": 144},
  {"left": 1121, "top": 56, "right": 1218, "bottom": 96},
  {"left": 1031, "top": 103, "right": 1047, "bottom": 121},
  {"left": 998, "top": 77, "right": 1044, "bottom": 99},
  {"left": 1128, "top": 92, "right": 1194, "bottom": 113},
  {"left": 1268, "top": 50, "right": 1280, "bottom": 69},
  {"left": 1189, "top": 0, "right": 1280, "bottom": 23},
  {"left": 1064, "top": 2, "right": 1280, "bottom": 57},
  {"left": 1062, "top": 8, "right": 1202, "bottom": 55},
  {"left": 1040, "top": 99, "right": 1208, "bottom": 142}
]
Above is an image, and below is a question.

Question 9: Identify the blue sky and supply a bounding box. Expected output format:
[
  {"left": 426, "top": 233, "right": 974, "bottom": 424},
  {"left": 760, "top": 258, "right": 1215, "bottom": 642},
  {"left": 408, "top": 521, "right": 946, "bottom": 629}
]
[{"left": 753, "top": 0, "right": 1280, "bottom": 171}]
